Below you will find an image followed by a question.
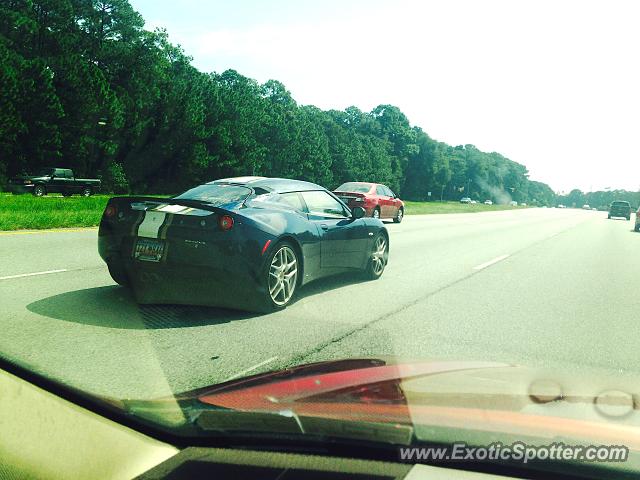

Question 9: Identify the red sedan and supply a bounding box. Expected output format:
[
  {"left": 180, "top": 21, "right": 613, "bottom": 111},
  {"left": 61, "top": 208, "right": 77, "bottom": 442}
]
[{"left": 334, "top": 182, "right": 405, "bottom": 222}]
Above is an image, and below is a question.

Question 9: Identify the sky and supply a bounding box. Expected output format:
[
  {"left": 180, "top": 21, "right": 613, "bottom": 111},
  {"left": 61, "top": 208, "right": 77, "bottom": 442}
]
[{"left": 130, "top": 0, "right": 640, "bottom": 193}]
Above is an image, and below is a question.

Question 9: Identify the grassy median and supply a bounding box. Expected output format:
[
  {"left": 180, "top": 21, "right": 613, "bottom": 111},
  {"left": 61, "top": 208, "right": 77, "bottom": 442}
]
[
  {"left": 404, "top": 201, "right": 527, "bottom": 215},
  {"left": 0, "top": 194, "right": 528, "bottom": 231},
  {"left": 0, "top": 194, "right": 112, "bottom": 230}
]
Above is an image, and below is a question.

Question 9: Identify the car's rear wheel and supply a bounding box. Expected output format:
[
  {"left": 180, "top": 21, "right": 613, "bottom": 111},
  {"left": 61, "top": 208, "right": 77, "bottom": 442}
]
[
  {"left": 393, "top": 207, "right": 404, "bottom": 223},
  {"left": 608, "top": 214, "right": 611, "bottom": 219},
  {"left": 262, "top": 242, "right": 299, "bottom": 311},
  {"left": 107, "top": 263, "right": 129, "bottom": 287},
  {"left": 82, "top": 187, "right": 93, "bottom": 197},
  {"left": 372, "top": 207, "right": 381, "bottom": 219},
  {"left": 33, "top": 185, "right": 46, "bottom": 197},
  {"left": 364, "top": 233, "right": 388, "bottom": 280},
  {"left": 626, "top": 215, "right": 631, "bottom": 221},
  {"left": 635, "top": 224, "right": 640, "bottom": 232}
]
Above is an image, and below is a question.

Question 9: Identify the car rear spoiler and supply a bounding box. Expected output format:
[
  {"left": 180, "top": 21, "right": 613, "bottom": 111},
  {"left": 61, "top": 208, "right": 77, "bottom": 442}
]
[{"left": 108, "top": 196, "right": 232, "bottom": 215}]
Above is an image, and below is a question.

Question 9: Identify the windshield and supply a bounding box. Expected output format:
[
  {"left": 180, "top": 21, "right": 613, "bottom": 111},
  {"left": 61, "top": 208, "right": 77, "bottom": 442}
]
[
  {"left": 336, "top": 182, "right": 372, "bottom": 193},
  {"left": 3, "top": 0, "right": 640, "bottom": 478},
  {"left": 174, "top": 184, "right": 252, "bottom": 205}
]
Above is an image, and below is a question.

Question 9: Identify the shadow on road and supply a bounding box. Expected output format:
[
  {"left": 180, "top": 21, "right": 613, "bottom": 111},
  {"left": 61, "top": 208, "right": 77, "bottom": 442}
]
[
  {"left": 27, "top": 285, "right": 257, "bottom": 330},
  {"left": 26, "top": 271, "right": 370, "bottom": 330},
  {"left": 295, "top": 271, "right": 368, "bottom": 299}
]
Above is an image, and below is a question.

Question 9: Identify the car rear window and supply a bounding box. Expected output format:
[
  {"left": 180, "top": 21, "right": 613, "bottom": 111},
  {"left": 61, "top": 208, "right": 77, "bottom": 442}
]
[
  {"left": 174, "top": 184, "right": 252, "bottom": 206},
  {"left": 336, "top": 182, "right": 372, "bottom": 193},
  {"left": 612, "top": 201, "right": 630, "bottom": 207}
]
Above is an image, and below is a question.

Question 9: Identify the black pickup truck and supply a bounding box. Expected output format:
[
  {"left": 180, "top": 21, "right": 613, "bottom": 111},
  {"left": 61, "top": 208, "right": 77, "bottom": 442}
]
[
  {"left": 9, "top": 168, "right": 101, "bottom": 197},
  {"left": 608, "top": 200, "right": 631, "bottom": 220}
]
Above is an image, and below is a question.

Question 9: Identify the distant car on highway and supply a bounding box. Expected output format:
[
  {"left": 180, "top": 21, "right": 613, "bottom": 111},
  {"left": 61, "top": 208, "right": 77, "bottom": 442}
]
[
  {"left": 635, "top": 207, "right": 640, "bottom": 232},
  {"left": 509, "top": 201, "right": 518, "bottom": 206},
  {"left": 557, "top": 204, "right": 566, "bottom": 208},
  {"left": 582, "top": 204, "right": 590, "bottom": 210},
  {"left": 484, "top": 200, "right": 493, "bottom": 205},
  {"left": 333, "top": 182, "right": 404, "bottom": 222},
  {"left": 8, "top": 167, "right": 100, "bottom": 197},
  {"left": 470, "top": 200, "right": 478, "bottom": 204},
  {"left": 460, "top": 197, "right": 472, "bottom": 204},
  {"left": 519, "top": 202, "right": 527, "bottom": 207},
  {"left": 99, "top": 177, "right": 389, "bottom": 312},
  {"left": 608, "top": 201, "right": 631, "bottom": 220}
]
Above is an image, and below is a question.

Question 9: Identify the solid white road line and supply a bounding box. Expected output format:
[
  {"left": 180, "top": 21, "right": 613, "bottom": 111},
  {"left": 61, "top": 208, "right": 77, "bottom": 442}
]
[
  {"left": 224, "top": 356, "right": 279, "bottom": 382},
  {"left": 473, "top": 254, "right": 510, "bottom": 271},
  {"left": 0, "top": 269, "right": 68, "bottom": 281}
]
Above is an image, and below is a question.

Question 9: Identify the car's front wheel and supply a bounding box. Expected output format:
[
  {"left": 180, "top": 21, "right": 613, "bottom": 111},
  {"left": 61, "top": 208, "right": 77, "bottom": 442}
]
[
  {"left": 372, "top": 207, "right": 381, "bottom": 219},
  {"left": 82, "top": 187, "right": 93, "bottom": 197},
  {"left": 364, "top": 233, "right": 388, "bottom": 280},
  {"left": 33, "top": 185, "right": 46, "bottom": 197},
  {"left": 262, "top": 242, "right": 299, "bottom": 311},
  {"left": 635, "top": 224, "right": 640, "bottom": 232}
]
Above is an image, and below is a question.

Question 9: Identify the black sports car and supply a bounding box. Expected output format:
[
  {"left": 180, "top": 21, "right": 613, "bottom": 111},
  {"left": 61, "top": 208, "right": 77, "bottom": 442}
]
[{"left": 98, "top": 177, "right": 390, "bottom": 312}]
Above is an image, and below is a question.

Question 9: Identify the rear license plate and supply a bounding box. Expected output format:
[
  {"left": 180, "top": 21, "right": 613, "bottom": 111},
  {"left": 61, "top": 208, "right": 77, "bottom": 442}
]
[{"left": 134, "top": 238, "right": 166, "bottom": 262}]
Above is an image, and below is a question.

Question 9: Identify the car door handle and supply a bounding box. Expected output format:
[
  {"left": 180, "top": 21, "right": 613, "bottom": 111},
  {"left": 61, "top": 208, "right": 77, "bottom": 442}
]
[{"left": 320, "top": 224, "right": 329, "bottom": 230}]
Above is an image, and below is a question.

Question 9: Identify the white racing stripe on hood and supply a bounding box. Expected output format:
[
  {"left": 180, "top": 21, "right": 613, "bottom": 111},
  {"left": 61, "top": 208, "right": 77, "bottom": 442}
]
[{"left": 137, "top": 211, "right": 166, "bottom": 238}]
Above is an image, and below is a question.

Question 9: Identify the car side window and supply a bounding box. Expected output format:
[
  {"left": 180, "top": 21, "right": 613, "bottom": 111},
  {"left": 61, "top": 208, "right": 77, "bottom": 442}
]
[
  {"left": 376, "top": 186, "right": 385, "bottom": 196},
  {"left": 302, "top": 191, "right": 347, "bottom": 218},
  {"left": 277, "top": 192, "right": 306, "bottom": 212},
  {"left": 385, "top": 186, "right": 395, "bottom": 197}
]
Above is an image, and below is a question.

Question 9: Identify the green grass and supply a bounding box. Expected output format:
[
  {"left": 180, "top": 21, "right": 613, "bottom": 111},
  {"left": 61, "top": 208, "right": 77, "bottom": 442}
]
[
  {"left": 0, "top": 194, "right": 112, "bottom": 230},
  {"left": 404, "top": 201, "right": 528, "bottom": 215},
  {"left": 0, "top": 194, "right": 529, "bottom": 231}
]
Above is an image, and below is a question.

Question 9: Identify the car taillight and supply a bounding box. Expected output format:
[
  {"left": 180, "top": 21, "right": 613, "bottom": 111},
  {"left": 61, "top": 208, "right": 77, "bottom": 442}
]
[
  {"left": 218, "top": 215, "right": 234, "bottom": 231},
  {"left": 104, "top": 205, "right": 117, "bottom": 218}
]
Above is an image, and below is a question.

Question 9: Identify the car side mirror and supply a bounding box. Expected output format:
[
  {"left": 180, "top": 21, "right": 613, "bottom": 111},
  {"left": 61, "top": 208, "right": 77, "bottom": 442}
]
[{"left": 352, "top": 206, "right": 366, "bottom": 219}]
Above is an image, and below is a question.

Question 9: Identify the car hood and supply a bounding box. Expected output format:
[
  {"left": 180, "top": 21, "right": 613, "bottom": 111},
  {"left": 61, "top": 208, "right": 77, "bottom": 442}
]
[
  {"left": 10, "top": 175, "right": 49, "bottom": 182},
  {"left": 155, "top": 358, "right": 640, "bottom": 449}
]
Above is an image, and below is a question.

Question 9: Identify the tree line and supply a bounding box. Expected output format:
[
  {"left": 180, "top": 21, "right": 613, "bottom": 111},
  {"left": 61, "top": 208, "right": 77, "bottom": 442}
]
[
  {"left": 558, "top": 189, "right": 640, "bottom": 210},
  {"left": 2, "top": 0, "right": 557, "bottom": 205}
]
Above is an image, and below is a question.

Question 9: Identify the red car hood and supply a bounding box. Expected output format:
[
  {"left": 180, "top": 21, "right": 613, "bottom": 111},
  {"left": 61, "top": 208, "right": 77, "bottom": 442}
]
[{"left": 182, "top": 358, "right": 640, "bottom": 449}]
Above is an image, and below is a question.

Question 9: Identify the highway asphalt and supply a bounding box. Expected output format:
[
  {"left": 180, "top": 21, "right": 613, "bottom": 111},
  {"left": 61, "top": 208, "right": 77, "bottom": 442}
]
[{"left": 0, "top": 208, "right": 638, "bottom": 400}]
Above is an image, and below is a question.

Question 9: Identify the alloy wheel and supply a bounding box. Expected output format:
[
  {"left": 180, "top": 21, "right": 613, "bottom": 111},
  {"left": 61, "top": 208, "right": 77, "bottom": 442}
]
[
  {"left": 372, "top": 208, "right": 380, "bottom": 219},
  {"left": 268, "top": 245, "right": 298, "bottom": 306},
  {"left": 371, "top": 235, "right": 387, "bottom": 276}
]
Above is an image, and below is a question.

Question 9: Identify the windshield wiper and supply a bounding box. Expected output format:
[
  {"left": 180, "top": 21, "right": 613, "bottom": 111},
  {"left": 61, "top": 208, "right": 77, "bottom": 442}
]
[
  {"left": 121, "top": 398, "right": 414, "bottom": 446},
  {"left": 195, "top": 409, "right": 414, "bottom": 446}
]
